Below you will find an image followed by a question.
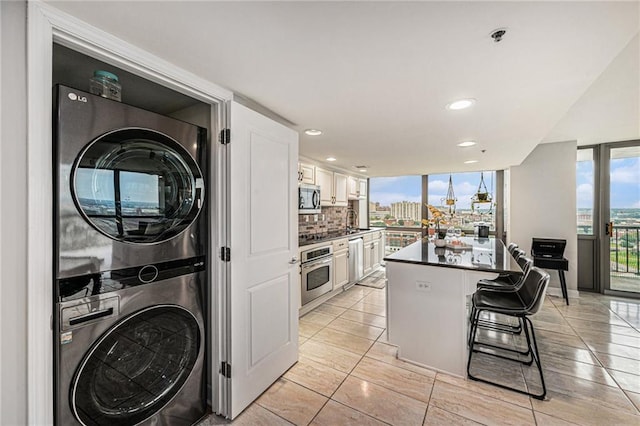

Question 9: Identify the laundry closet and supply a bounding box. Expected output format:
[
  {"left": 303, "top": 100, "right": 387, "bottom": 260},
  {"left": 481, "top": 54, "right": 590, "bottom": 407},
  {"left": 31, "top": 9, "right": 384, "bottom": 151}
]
[{"left": 50, "top": 39, "right": 299, "bottom": 424}]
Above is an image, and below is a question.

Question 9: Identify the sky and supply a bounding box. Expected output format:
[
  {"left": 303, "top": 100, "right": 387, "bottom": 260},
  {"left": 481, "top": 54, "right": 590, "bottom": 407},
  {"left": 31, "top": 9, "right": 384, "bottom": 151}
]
[
  {"left": 370, "top": 172, "right": 496, "bottom": 210},
  {"left": 577, "top": 157, "right": 640, "bottom": 209},
  {"left": 372, "top": 156, "right": 640, "bottom": 212}
]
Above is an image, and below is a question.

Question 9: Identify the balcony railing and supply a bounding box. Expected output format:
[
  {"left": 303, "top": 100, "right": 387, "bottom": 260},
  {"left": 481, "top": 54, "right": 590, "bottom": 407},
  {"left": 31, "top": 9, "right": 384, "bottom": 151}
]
[
  {"left": 610, "top": 225, "right": 640, "bottom": 292},
  {"left": 381, "top": 228, "right": 422, "bottom": 257}
]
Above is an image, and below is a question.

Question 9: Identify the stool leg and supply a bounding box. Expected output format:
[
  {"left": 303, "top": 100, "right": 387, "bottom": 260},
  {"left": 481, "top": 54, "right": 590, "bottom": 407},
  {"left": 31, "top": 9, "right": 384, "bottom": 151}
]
[
  {"left": 558, "top": 271, "right": 569, "bottom": 305},
  {"left": 524, "top": 317, "right": 547, "bottom": 400}
]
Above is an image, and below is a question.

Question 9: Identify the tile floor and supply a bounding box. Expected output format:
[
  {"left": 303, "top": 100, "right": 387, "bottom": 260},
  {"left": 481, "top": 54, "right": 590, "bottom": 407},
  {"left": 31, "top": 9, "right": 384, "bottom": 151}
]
[{"left": 203, "top": 275, "right": 640, "bottom": 425}]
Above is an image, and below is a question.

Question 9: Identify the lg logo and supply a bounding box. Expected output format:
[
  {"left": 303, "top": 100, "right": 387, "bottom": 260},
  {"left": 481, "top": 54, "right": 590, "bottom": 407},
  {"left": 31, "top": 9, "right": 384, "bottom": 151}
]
[{"left": 68, "top": 92, "right": 87, "bottom": 103}]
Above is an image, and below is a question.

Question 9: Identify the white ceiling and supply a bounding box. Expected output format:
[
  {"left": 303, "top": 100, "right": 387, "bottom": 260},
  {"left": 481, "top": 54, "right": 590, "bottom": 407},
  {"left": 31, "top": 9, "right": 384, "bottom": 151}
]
[{"left": 48, "top": 1, "right": 639, "bottom": 177}]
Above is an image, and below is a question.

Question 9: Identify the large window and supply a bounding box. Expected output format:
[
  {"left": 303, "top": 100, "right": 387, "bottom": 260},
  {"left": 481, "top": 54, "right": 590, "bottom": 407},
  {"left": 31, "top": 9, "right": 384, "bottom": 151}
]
[
  {"left": 428, "top": 171, "right": 497, "bottom": 233},
  {"left": 369, "top": 176, "right": 422, "bottom": 228},
  {"left": 576, "top": 148, "right": 595, "bottom": 235}
]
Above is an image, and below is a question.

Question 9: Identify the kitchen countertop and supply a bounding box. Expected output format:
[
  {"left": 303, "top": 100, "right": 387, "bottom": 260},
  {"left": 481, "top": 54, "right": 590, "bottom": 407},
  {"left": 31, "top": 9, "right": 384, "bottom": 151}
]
[
  {"left": 298, "top": 228, "right": 381, "bottom": 247},
  {"left": 384, "top": 236, "right": 521, "bottom": 274}
]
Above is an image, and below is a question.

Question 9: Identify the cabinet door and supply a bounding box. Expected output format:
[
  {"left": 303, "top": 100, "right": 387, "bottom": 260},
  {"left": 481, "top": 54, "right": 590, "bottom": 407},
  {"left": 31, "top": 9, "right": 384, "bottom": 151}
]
[
  {"left": 333, "top": 172, "right": 348, "bottom": 206},
  {"left": 316, "top": 167, "right": 334, "bottom": 206},
  {"left": 372, "top": 240, "right": 381, "bottom": 269},
  {"left": 347, "top": 176, "right": 359, "bottom": 200},
  {"left": 299, "top": 163, "right": 315, "bottom": 184},
  {"left": 333, "top": 249, "right": 349, "bottom": 289},
  {"left": 358, "top": 179, "right": 367, "bottom": 199},
  {"left": 363, "top": 242, "right": 373, "bottom": 275}
]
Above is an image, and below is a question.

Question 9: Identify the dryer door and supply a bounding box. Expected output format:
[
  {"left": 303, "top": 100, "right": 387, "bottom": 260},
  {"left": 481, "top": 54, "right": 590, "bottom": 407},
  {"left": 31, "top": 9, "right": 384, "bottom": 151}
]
[
  {"left": 70, "top": 305, "right": 201, "bottom": 426},
  {"left": 72, "top": 128, "right": 205, "bottom": 244}
]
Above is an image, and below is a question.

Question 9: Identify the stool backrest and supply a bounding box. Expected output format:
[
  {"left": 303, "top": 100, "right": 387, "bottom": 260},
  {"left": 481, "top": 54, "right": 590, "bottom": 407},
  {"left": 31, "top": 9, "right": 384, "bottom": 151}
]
[
  {"left": 513, "top": 249, "right": 526, "bottom": 261},
  {"left": 516, "top": 266, "right": 550, "bottom": 315}
]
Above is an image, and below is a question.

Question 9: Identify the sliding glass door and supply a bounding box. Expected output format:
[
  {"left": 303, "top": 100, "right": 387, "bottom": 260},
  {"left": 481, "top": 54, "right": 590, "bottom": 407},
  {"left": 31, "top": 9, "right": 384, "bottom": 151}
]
[{"left": 604, "top": 143, "right": 640, "bottom": 294}]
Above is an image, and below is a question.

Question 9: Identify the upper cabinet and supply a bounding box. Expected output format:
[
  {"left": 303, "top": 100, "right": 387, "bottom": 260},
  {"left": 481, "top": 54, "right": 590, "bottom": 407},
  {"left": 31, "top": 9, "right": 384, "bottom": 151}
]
[
  {"left": 298, "top": 162, "right": 315, "bottom": 185},
  {"left": 349, "top": 177, "right": 367, "bottom": 200},
  {"left": 358, "top": 179, "right": 367, "bottom": 200},
  {"left": 316, "top": 167, "right": 348, "bottom": 207},
  {"left": 348, "top": 176, "right": 359, "bottom": 200}
]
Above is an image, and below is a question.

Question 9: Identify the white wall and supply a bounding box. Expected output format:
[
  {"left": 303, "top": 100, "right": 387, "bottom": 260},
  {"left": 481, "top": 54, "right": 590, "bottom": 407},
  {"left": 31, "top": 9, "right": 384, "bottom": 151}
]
[
  {"left": 1, "top": 1, "right": 29, "bottom": 424},
  {"left": 509, "top": 141, "right": 578, "bottom": 298}
]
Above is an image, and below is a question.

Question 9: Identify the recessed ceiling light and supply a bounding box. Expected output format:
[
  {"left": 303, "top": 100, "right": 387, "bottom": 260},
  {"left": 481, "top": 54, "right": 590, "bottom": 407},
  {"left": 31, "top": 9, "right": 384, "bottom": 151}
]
[
  {"left": 305, "top": 129, "right": 323, "bottom": 136},
  {"left": 326, "top": 157, "right": 336, "bottom": 162},
  {"left": 447, "top": 98, "right": 476, "bottom": 111},
  {"left": 359, "top": 169, "right": 367, "bottom": 173},
  {"left": 464, "top": 160, "right": 478, "bottom": 164},
  {"left": 457, "top": 141, "right": 476, "bottom": 147}
]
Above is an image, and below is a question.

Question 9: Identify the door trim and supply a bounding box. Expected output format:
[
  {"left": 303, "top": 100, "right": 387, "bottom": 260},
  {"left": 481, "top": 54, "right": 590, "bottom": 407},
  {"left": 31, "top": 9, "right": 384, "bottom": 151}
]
[
  {"left": 600, "top": 139, "right": 640, "bottom": 297},
  {"left": 27, "top": 2, "right": 231, "bottom": 423}
]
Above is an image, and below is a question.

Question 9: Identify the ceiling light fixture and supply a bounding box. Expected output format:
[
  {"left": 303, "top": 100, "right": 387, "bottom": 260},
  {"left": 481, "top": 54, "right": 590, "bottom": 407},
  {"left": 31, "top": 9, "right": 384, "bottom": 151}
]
[
  {"left": 304, "top": 129, "right": 322, "bottom": 136},
  {"left": 326, "top": 157, "right": 336, "bottom": 162},
  {"left": 457, "top": 141, "right": 476, "bottom": 147},
  {"left": 446, "top": 98, "right": 476, "bottom": 111},
  {"left": 359, "top": 169, "right": 368, "bottom": 173},
  {"left": 464, "top": 160, "right": 478, "bottom": 164}
]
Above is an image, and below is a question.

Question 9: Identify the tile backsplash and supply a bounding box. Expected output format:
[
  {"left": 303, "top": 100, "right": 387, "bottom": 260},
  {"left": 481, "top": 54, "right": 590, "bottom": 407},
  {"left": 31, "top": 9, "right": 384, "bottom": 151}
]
[{"left": 299, "top": 206, "right": 348, "bottom": 236}]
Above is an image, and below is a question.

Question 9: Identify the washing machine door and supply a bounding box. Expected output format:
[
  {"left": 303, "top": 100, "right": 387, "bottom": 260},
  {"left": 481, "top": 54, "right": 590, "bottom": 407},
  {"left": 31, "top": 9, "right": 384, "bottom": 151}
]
[
  {"left": 72, "top": 128, "right": 204, "bottom": 244},
  {"left": 70, "top": 305, "right": 201, "bottom": 426}
]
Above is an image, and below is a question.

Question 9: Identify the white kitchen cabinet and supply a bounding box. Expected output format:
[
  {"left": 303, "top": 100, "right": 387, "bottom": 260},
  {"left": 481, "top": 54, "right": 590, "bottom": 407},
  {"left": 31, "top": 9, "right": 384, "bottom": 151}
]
[
  {"left": 358, "top": 179, "right": 367, "bottom": 199},
  {"left": 316, "top": 167, "right": 348, "bottom": 207},
  {"left": 333, "top": 238, "right": 349, "bottom": 289},
  {"left": 348, "top": 176, "right": 359, "bottom": 200},
  {"left": 298, "top": 162, "right": 315, "bottom": 184},
  {"left": 363, "top": 231, "right": 382, "bottom": 275}
]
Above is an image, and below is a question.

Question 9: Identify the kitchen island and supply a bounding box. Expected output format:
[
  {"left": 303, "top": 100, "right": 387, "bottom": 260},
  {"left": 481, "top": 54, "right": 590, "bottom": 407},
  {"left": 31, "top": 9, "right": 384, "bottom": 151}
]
[{"left": 384, "top": 237, "right": 521, "bottom": 377}]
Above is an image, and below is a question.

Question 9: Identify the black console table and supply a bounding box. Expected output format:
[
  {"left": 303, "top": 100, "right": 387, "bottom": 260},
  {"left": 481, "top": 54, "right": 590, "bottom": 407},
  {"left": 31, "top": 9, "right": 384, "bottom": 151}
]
[
  {"left": 531, "top": 238, "right": 570, "bottom": 305},
  {"left": 532, "top": 256, "right": 569, "bottom": 305}
]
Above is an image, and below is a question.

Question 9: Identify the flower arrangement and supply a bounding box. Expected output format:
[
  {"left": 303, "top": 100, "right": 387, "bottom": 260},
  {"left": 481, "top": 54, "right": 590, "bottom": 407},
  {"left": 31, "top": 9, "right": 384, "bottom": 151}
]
[{"left": 421, "top": 204, "right": 448, "bottom": 239}]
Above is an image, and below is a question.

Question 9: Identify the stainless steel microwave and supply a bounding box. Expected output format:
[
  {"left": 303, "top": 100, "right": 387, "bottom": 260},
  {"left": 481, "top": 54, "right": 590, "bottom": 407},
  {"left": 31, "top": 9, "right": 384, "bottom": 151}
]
[{"left": 299, "top": 184, "right": 321, "bottom": 214}]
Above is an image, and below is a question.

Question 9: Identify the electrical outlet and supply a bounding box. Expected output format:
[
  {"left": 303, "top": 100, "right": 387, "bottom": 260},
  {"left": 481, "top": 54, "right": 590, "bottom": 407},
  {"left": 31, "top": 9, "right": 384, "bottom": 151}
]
[{"left": 416, "top": 281, "right": 431, "bottom": 292}]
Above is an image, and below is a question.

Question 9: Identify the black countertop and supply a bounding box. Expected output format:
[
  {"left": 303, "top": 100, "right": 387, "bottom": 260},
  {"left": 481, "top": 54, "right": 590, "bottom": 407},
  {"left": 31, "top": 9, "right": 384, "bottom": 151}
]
[{"left": 384, "top": 236, "right": 522, "bottom": 274}]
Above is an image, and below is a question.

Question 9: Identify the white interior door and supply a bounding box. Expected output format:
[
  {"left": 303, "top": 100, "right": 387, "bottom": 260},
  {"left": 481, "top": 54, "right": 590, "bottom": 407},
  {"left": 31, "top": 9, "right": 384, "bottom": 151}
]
[{"left": 226, "top": 101, "right": 299, "bottom": 418}]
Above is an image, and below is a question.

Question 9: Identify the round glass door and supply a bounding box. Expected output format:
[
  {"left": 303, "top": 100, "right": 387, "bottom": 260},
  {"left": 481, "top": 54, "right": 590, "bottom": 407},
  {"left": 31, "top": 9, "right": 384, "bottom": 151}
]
[
  {"left": 72, "top": 128, "right": 204, "bottom": 244},
  {"left": 71, "top": 305, "right": 200, "bottom": 426}
]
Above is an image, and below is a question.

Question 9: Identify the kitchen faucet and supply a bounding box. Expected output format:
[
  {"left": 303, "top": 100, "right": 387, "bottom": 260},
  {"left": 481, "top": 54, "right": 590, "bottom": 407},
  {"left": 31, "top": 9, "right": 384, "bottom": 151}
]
[{"left": 346, "top": 208, "right": 358, "bottom": 232}]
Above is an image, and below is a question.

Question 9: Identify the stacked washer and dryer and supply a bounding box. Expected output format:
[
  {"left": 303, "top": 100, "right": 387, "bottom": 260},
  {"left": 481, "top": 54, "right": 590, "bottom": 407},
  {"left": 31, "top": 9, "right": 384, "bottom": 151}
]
[{"left": 54, "top": 85, "right": 209, "bottom": 425}]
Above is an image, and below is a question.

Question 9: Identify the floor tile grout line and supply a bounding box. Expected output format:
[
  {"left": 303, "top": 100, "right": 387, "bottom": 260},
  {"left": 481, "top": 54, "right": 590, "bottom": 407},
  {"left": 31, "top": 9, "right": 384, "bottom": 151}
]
[{"left": 542, "top": 294, "right": 640, "bottom": 415}]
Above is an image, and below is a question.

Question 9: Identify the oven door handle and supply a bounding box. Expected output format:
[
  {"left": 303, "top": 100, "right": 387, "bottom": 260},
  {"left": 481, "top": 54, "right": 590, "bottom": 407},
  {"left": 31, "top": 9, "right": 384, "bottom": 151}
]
[{"left": 301, "top": 257, "right": 332, "bottom": 270}]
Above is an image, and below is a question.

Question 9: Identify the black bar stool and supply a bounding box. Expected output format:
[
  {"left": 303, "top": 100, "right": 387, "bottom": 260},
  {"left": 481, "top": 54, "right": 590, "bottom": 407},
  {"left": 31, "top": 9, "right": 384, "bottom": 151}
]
[{"left": 467, "top": 266, "right": 551, "bottom": 400}]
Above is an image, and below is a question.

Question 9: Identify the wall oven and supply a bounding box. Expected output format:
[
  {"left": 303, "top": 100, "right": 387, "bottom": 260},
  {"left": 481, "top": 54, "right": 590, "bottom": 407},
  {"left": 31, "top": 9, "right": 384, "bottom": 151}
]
[
  {"left": 301, "top": 245, "right": 333, "bottom": 305},
  {"left": 299, "top": 184, "right": 321, "bottom": 214}
]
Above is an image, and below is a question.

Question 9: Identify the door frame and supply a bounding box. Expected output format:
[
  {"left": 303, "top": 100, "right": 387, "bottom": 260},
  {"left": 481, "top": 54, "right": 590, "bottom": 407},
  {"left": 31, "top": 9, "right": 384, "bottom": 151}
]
[
  {"left": 577, "top": 144, "right": 601, "bottom": 293},
  {"left": 27, "top": 2, "right": 232, "bottom": 423},
  {"left": 600, "top": 139, "right": 640, "bottom": 297}
]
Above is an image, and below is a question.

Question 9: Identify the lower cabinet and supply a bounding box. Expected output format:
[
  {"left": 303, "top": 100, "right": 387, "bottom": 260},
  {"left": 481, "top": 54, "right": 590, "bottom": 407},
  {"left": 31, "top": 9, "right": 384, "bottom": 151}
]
[
  {"left": 334, "top": 248, "right": 349, "bottom": 289},
  {"left": 333, "top": 238, "right": 349, "bottom": 289}
]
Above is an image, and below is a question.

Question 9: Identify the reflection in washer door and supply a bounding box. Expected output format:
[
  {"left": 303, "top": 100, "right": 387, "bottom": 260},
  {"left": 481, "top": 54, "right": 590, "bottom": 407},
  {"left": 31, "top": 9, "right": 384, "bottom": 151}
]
[
  {"left": 70, "top": 306, "right": 200, "bottom": 426},
  {"left": 72, "top": 128, "right": 204, "bottom": 244}
]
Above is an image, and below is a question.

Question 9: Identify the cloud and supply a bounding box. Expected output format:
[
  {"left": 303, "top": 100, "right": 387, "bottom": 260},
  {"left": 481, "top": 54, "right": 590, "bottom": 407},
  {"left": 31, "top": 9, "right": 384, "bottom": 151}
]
[
  {"left": 610, "top": 158, "right": 640, "bottom": 184},
  {"left": 576, "top": 183, "right": 593, "bottom": 208}
]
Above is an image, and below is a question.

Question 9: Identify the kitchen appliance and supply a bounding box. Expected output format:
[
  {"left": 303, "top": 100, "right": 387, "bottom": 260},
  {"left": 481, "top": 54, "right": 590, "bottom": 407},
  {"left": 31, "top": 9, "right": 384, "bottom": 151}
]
[
  {"left": 55, "top": 84, "right": 208, "bottom": 277},
  {"left": 348, "top": 238, "right": 364, "bottom": 284},
  {"left": 54, "top": 257, "right": 207, "bottom": 425},
  {"left": 300, "top": 245, "right": 333, "bottom": 305},
  {"left": 299, "top": 184, "right": 321, "bottom": 214},
  {"left": 478, "top": 225, "right": 490, "bottom": 238}
]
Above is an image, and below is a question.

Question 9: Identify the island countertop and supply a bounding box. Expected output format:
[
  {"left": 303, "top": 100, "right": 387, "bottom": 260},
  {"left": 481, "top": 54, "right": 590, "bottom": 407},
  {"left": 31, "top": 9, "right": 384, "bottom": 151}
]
[{"left": 384, "top": 236, "right": 521, "bottom": 275}]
